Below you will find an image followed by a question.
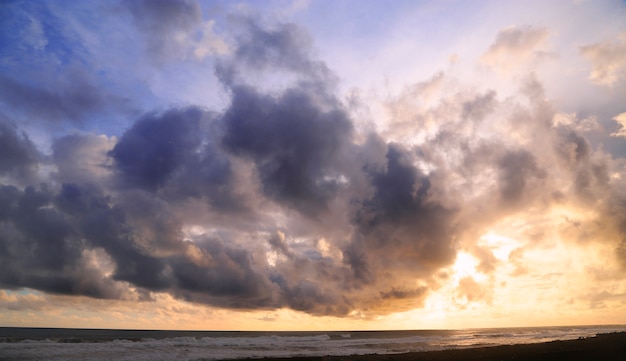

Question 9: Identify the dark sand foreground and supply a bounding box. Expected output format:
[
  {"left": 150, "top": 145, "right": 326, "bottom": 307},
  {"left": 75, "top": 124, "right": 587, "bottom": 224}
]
[{"left": 233, "top": 332, "right": 626, "bottom": 361}]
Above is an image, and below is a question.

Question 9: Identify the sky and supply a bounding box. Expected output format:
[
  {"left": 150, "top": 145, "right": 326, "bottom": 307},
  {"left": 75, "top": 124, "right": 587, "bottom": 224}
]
[{"left": 1, "top": 0, "right": 626, "bottom": 331}]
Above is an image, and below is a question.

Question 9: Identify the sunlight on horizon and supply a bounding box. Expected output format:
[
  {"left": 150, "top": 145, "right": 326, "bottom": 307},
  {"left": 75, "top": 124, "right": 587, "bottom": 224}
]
[{"left": 1, "top": 0, "right": 625, "bottom": 331}]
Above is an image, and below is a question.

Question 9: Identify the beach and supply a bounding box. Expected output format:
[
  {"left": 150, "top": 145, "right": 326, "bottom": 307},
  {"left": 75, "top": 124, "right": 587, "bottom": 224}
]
[
  {"left": 242, "top": 332, "right": 626, "bottom": 361},
  {"left": 1, "top": 327, "right": 624, "bottom": 361}
]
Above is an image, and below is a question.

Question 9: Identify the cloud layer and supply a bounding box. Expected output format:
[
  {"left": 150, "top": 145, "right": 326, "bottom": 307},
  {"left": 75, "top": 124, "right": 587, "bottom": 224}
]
[{"left": 1, "top": 0, "right": 626, "bottom": 324}]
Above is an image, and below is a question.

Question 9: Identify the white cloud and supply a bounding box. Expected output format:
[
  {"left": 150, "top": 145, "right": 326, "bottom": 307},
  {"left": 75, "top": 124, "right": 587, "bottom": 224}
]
[
  {"left": 481, "top": 25, "right": 552, "bottom": 76},
  {"left": 580, "top": 33, "right": 626, "bottom": 86},
  {"left": 552, "top": 113, "right": 601, "bottom": 133},
  {"left": 611, "top": 112, "right": 626, "bottom": 138}
]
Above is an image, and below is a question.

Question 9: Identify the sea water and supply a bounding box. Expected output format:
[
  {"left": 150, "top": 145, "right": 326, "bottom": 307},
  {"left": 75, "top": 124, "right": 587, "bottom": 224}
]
[{"left": 1, "top": 325, "right": 624, "bottom": 361}]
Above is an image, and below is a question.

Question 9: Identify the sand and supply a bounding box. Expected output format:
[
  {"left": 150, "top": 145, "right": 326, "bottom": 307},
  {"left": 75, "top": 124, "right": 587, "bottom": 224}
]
[{"left": 232, "top": 332, "right": 626, "bottom": 361}]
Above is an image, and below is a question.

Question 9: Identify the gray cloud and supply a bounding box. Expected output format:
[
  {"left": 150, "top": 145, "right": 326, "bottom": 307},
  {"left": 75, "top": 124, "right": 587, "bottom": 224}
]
[
  {"left": 125, "top": 0, "right": 228, "bottom": 61},
  {"left": 221, "top": 85, "right": 353, "bottom": 215},
  {"left": 110, "top": 107, "right": 206, "bottom": 191},
  {"left": 127, "top": 0, "right": 202, "bottom": 33},
  {"left": 0, "top": 67, "right": 132, "bottom": 125},
  {"left": 109, "top": 107, "right": 244, "bottom": 211},
  {"left": 0, "top": 184, "right": 129, "bottom": 299},
  {"left": 0, "top": 117, "right": 40, "bottom": 182},
  {"left": 216, "top": 17, "right": 336, "bottom": 89},
  {"left": 2, "top": 13, "right": 626, "bottom": 320},
  {"left": 347, "top": 144, "right": 457, "bottom": 287},
  {"left": 497, "top": 149, "right": 546, "bottom": 206},
  {"left": 52, "top": 133, "right": 115, "bottom": 186}
]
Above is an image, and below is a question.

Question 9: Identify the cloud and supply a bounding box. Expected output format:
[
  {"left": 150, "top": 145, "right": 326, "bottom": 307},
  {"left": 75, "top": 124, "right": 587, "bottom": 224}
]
[
  {"left": 109, "top": 107, "right": 246, "bottom": 212},
  {"left": 125, "top": 0, "right": 228, "bottom": 62},
  {"left": 0, "top": 184, "right": 134, "bottom": 300},
  {"left": 611, "top": 112, "right": 626, "bottom": 138},
  {"left": 0, "top": 117, "right": 40, "bottom": 183},
  {"left": 0, "top": 68, "right": 131, "bottom": 124},
  {"left": 2, "top": 3, "right": 626, "bottom": 324},
  {"left": 552, "top": 113, "right": 601, "bottom": 133},
  {"left": 481, "top": 25, "right": 551, "bottom": 75},
  {"left": 215, "top": 18, "right": 355, "bottom": 218},
  {"left": 339, "top": 142, "right": 458, "bottom": 311},
  {"left": 216, "top": 18, "right": 336, "bottom": 89},
  {"left": 168, "top": 236, "right": 277, "bottom": 308},
  {"left": 221, "top": 85, "right": 353, "bottom": 215},
  {"left": 110, "top": 107, "right": 208, "bottom": 191},
  {"left": 455, "top": 276, "right": 491, "bottom": 305},
  {"left": 580, "top": 33, "right": 626, "bottom": 86},
  {"left": 0, "top": 19, "right": 365, "bottom": 316},
  {"left": 52, "top": 133, "right": 116, "bottom": 186},
  {"left": 115, "top": 19, "right": 466, "bottom": 315},
  {"left": 497, "top": 149, "right": 546, "bottom": 207}
]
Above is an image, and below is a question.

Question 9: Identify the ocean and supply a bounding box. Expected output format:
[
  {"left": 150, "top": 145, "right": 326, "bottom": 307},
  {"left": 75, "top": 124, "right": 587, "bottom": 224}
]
[{"left": 1, "top": 325, "right": 624, "bottom": 361}]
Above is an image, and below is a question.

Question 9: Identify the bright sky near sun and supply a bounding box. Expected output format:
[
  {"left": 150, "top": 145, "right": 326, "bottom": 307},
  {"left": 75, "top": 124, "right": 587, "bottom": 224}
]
[{"left": 1, "top": 0, "right": 626, "bottom": 331}]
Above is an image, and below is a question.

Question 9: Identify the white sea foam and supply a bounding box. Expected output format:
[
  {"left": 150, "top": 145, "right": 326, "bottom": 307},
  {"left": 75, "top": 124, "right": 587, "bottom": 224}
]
[{"left": 1, "top": 325, "right": 625, "bottom": 361}]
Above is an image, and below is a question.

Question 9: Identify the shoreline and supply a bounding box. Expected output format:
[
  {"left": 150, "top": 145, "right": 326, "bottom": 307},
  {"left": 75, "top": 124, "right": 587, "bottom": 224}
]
[{"left": 226, "top": 332, "right": 626, "bottom": 361}]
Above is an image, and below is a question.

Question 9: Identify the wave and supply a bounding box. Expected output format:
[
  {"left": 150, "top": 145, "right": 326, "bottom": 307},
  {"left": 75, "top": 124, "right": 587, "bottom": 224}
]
[{"left": 1, "top": 325, "right": 625, "bottom": 361}]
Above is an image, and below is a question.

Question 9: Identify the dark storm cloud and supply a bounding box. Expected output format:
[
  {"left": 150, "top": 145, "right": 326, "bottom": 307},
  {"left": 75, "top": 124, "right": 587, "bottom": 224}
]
[
  {"left": 278, "top": 278, "right": 346, "bottom": 314},
  {"left": 170, "top": 236, "right": 277, "bottom": 308},
  {"left": 342, "top": 238, "right": 373, "bottom": 284},
  {"left": 110, "top": 107, "right": 204, "bottom": 190},
  {"left": 109, "top": 107, "right": 242, "bottom": 210},
  {"left": 214, "top": 17, "right": 354, "bottom": 215},
  {"left": 269, "top": 265, "right": 353, "bottom": 316},
  {"left": 221, "top": 85, "right": 352, "bottom": 214},
  {"left": 0, "top": 184, "right": 127, "bottom": 299},
  {"left": 359, "top": 144, "right": 432, "bottom": 224},
  {"left": 0, "top": 180, "right": 250, "bottom": 298},
  {"left": 0, "top": 180, "right": 264, "bottom": 303},
  {"left": 53, "top": 183, "right": 173, "bottom": 291},
  {"left": 0, "top": 117, "right": 39, "bottom": 181},
  {"left": 250, "top": 141, "right": 463, "bottom": 315},
  {"left": 13, "top": 13, "right": 626, "bottom": 319},
  {"left": 349, "top": 143, "right": 457, "bottom": 277},
  {"left": 0, "top": 178, "right": 260, "bottom": 303},
  {"left": 0, "top": 18, "right": 463, "bottom": 316}
]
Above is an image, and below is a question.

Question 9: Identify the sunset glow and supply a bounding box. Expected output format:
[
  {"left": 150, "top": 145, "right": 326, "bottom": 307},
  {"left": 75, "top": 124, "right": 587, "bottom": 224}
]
[{"left": 1, "top": 0, "right": 626, "bottom": 331}]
